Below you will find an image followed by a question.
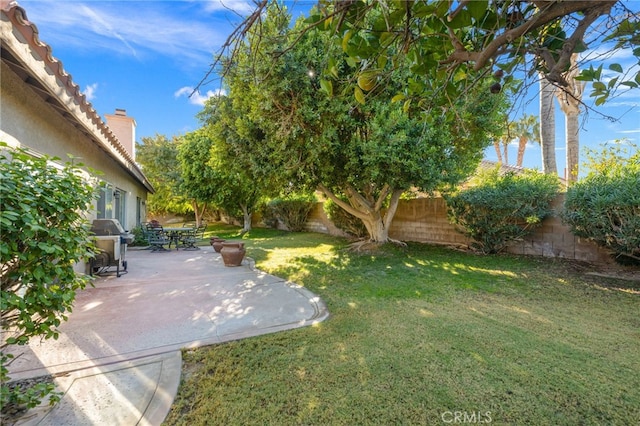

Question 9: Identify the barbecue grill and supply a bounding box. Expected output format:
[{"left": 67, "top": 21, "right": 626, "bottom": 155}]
[{"left": 90, "top": 219, "right": 134, "bottom": 277}]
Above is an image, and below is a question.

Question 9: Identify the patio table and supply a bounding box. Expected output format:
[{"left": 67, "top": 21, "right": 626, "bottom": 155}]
[{"left": 164, "top": 227, "right": 198, "bottom": 250}]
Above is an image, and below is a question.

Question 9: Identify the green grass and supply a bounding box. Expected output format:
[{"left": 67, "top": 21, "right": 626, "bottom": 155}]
[{"left": 164, "top": 225, "right": 640, "bottom": 425}]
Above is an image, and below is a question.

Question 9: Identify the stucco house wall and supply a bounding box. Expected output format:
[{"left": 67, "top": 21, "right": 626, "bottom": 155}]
[
  {"left": 1, "top": 1, "right": 153, "bottom": 232},
  {"left": 1, "top": 65, "right": 148, "bottom": 230}
]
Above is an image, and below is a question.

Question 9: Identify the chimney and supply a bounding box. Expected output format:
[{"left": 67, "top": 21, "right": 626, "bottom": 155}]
[{"left": 105, "top": 109, "right": 136, "bottom": 160}]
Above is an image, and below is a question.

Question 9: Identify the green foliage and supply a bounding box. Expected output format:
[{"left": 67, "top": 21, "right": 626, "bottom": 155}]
[
  {"left": 446, "top": 168, "right": 560, "bottom": 254},
  {"left": 258, "top": 202, "right": 279, "bottom": 229},
  {"left": 562, "top": 143, "right": 640, "bottom": 263},
  {"left": 266, "top": 194, "right": 316, "bottom": 232},
  {"left": 197, "top": 96, "right": 278, "bottom": 231},
  {"left": 1, "top": 365, "right": 59, "bottom": 415},
  {"left": 219, "top": 4, "right": 508, "bottom": 242},
  {"left": 136, "top": 134, "right": 191, "bottom": 215},
  {"left": 177, "top": 129, "right": 220, "bottom": 205},
  {"left": 303, "top": 1, "right": 639, "bottom": 106},
  {"left": 128, "top": 225, "right": 149, "bottom": 247},
  {"left": 323, "top": 198, "right": 368, "bottom": 238},
  {"left": 0, "top": 144, "right": 97, "bottom": 411}
]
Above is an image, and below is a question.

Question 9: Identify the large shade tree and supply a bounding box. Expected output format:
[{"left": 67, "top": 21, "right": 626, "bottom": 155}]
[
  {"left": 136, "top": 134, "right": 190, "bottom": 216},
  {"left": 197, "top": 96, "right": 273, "bottom": 233},
  {"left": 203, "top": 1, "right": 639, "bottom": 124},
  {"left": 221, "top": 4, "right": 507, "bottom": 243},
  {"left": 177, "top": 130, "right": 218, "bottom": 226}
]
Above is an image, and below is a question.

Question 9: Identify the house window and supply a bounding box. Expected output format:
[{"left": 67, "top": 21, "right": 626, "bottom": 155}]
[
  {"left": 114, "top": 188, "right": 126, "bottom": 228},
  {"left": 96, "top": 183, "right": 113, "bottom": 219},
  {"left": 136, "top": 197, "right": 142, "bottom": 227}
]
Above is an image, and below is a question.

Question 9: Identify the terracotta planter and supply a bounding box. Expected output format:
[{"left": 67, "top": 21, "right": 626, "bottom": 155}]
[
  {"left": 220, "top": 242, "right": 246, "bottom": 267},
  {"left": 209, "top": 236, "right": 226, "bottom": 253}
]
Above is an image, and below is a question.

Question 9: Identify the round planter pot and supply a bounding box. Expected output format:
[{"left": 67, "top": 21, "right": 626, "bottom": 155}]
[
  {"left": 209, "top": 236, "right": 226, "bottom": 253},
  {"left": 220, "top": 242, "right": 246, "bottom": 267}
]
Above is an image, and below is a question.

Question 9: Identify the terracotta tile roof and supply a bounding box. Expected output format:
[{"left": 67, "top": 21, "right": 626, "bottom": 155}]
[
  {"left": 0, "top": 0, "right": 154, "bottom": 193},
  {"left": 478, "top": 159, "right": 530, "bottom": 174}
]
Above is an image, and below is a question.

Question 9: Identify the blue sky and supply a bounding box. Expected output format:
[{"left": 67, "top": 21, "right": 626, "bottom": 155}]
[{"left": 19, "top": 0, "right": 640, "bottom": 176}]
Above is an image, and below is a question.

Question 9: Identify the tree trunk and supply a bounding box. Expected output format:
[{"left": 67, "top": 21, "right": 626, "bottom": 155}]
[
  {"left": 539, "top": 74, "right": 557, "bottom": 175},
  {"left": 317, "top": 183, "right": 403, "bottom": 243},
  {"left": 502, "top": 141, "right": 509, "bottom": 165},
  {"left": 192, "top": 200, "right": 207, "bottom": 227},
  {"left": 240, "top": 204, "right": 252, "bottom": 233},
  {"left": 565, "top": 112, "right": 580, "bottom": 183},
  {"left": 555, "top": 54, "right": 583, "bottom": 184},
  {"left": 516, "top": 137, "right": 527, "bottom": 167},
  {"left": 361, "top": 210, "right": 389, "bottom": 242},
  {"left": 494, "top": 140, "right": 503, "bottom": 163}
]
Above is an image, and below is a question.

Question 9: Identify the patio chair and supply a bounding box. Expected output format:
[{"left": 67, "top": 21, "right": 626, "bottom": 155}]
[
  {"left": 195, "top": 223, "right": 207, "bottom": 239},
  {"left": 147, "top": 227, "right": 170, "bottom": 252},
  {"left": 179, "top": 228, "right": 199, "bottom": 250}
]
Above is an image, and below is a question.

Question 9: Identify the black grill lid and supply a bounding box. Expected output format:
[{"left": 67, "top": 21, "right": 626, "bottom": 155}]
[{"left": 91, "top": 219, "right": 127, "bottom": 236}]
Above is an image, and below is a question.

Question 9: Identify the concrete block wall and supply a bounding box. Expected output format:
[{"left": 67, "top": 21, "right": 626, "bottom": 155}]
[
  {"left": 388, "top": 198, "right": 470, "bottom": 246},
  {"left": 304, "top": 203, "right": 348, "bottom": 237},
  {"left": 502, "top": 195, "right": 612, "bottom": 263},
  {"left": 300, "top": 196, "right": 613, "bottom": 264}
]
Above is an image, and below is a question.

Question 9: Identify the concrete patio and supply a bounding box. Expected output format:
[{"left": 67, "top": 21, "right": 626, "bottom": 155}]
[{"left": 6, "top": 246, "right": 328, "bottom": 425}]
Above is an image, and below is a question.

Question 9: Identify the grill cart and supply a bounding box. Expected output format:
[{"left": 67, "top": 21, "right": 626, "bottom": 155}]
[{"left": 90, "top": 219, "right": 134, "bottom": 277}]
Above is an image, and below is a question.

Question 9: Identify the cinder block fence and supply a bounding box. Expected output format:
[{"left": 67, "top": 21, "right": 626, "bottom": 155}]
[{"left": 302, "top": 194, "right": 613, "bottom": 264}]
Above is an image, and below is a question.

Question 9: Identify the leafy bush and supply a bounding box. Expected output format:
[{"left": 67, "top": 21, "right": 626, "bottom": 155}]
[
  {"left": 266, "top": 195, "right": 316, "bottom": 232},
  {"left": 258, "top": 202, "right": 279, "bottom": 229},
  {"left": 445, "top": 168, "right": 560, "bottom": 254},
  {"left": 0, "top": 145, "right": 97, "bottom": 412},
  {"left": 562, "top": 144, "right": 640, "bottom": 264},
  {"left": 129, "top": 225, "right": 150, "bottom": 247},
  {"left": 323, "top": 198, "right": 368, "bottom": 238}
]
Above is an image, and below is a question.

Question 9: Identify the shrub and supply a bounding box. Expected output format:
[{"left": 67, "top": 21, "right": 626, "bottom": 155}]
[
  {"left": 267, "top": 195, "right": 316, "bottom": 232},
  {"left": 323, "top": 198, "right": 368, "bottom": 238},
  {"left": 0, "top": 144, "right": 97, "bottom": 413},
  {"left": 445, "top": 168, "right": 560, "bottom": 254},
  {"left": 129, "top": 225, "right": 150, "bottom": 247},
  {"left": 258, "top": 202, "right": 279, "bottom": 229},
  {"left": 562, "top": 144, "right": 640, "bottom": 264}
]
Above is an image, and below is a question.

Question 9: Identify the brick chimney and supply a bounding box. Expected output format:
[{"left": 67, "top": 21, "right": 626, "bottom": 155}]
[{"left": 105, "top": 108, "right": 136, "bottom": 160}]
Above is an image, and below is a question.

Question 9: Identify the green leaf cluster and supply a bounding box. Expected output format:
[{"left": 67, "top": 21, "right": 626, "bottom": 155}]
[
  {"left": 136, "top": 135, "right": 191, "bottom": 215},
  {"left": 306, "top": 1, "right": 639, "bottom": 107},
  {"left": 264, "top": 194, "right": 316, "bottom": 233},
  {"left": 216, "top": 3, "right": 507, "bottom": 242},
  {"left": 195, "top": 96, "right": 276, "bottom": 229},
  {"left": 445, "top": 169, "right": 560, "bottom": 254},
  {"left": 0, "top": 143, "right": 97, "bottom": 410},
  {"left": 562, "top": 144, "right": 640, "bottom": 263}
]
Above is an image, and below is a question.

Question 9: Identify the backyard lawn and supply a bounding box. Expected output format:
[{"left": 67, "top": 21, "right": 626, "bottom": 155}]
[{"left": 165, "top": 225, "right": 639, "bottom": 425}]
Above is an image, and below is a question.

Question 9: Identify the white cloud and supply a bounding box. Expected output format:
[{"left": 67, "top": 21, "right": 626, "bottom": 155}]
[
  {"left": 82, "top": 83, "right": 98, "bottom": 101},
  {"left": 175, "top": 86, "right": 226, "bottom": 106},
  {"left": 20, "top": 0, "right": 229, "bottom": 65},
  {"left": 200, "top": 0, "right": 256, "bottom": 15}
]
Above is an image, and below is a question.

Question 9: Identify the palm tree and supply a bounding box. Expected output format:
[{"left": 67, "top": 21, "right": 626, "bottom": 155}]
[
  {"left": 513, "top": 114, "right": 540, "bottom": 167},
  {"left": 493, "top": 139, "right": 503, "bottom": 164},
  {"left": 539, "top": 73, "right": 557, "bottom": 175},
  {"left": 496, "top": 120, "right": 516, "bottom": 165},
  {"left": 556, "top": 53, "right": 584, "bottom": 184}
]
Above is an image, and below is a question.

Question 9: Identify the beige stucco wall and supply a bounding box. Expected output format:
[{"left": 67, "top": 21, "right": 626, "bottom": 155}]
[{"left": 0, "top": 61, "right": 148, "bottom": 231}]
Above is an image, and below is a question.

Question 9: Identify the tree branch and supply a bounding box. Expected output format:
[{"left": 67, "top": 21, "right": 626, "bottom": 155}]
[
  {"left": 383, "top": 189, "right": 403, "bottom": 231},
  {"left": 467, "top": 1, "right": 616, "bottom": 71},
  {"left": 317, "top": 183, "right": 368, "bottom": 220}
]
